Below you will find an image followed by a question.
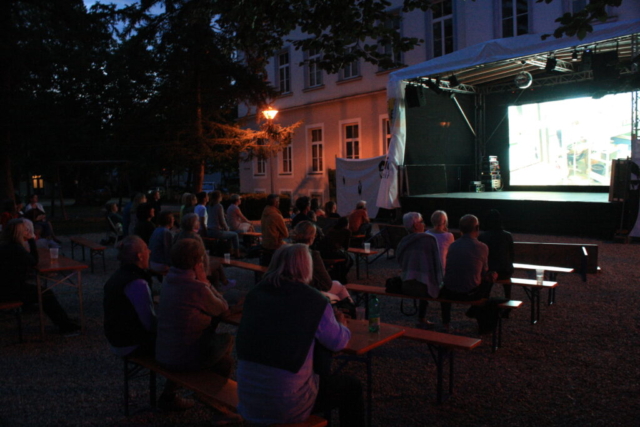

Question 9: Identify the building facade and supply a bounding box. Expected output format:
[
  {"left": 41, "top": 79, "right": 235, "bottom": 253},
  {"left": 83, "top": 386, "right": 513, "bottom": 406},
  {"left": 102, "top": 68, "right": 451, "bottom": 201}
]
[{"left": 238, "top": 0, "right": 636, "bottom": 205}]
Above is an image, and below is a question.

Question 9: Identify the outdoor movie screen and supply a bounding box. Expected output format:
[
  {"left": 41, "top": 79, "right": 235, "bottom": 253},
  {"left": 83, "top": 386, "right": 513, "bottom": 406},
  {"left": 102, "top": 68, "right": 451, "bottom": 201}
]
[{"left": 508, "top": 92, "right": 632, "bottom": 186}]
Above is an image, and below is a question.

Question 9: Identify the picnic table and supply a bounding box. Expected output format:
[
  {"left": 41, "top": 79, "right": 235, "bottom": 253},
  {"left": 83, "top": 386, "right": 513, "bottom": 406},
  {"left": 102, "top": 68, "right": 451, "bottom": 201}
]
[
  {"left": 348, "top": 247, "right": 379, "bottom": 279},
  {"left": 35, "top": 248, "right": 88, "bottom": 338}
]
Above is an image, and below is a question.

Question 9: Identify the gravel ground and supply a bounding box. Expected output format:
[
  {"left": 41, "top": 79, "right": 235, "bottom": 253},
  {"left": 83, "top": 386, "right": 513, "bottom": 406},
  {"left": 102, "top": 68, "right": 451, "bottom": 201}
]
[{"left": 1, "top": 228, "right": 639, "bottom": 427}]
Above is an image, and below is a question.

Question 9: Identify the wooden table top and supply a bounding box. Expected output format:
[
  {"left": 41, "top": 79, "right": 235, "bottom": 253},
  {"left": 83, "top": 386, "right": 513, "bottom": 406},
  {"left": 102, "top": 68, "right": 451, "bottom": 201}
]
[
  {"left": 513, "top": 263, "right": 574, "bottom": 273},
  {"left": 347, "top": 248, "right": 379, "bottom": 255},
  {"left": 36, "top": 248, "right": 88, "bottom": 273},
  {"left": 343, "top": 319, "right": 405, "bottom": 356},
  {"left": 210, "top": 256, "right": 268, "bottom": 273},
  {"left": 498, "top": 277, "right": 558, "bottom": 288}
]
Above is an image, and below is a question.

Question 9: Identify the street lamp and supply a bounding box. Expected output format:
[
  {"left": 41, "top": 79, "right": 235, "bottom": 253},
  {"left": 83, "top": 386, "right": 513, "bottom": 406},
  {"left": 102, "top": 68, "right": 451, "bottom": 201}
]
[
  {"left": 262, "top": 107, "right": 278, "bottom": 120},
  {"left": 262, "top": 107, "right": 279, "bottom": 194}
]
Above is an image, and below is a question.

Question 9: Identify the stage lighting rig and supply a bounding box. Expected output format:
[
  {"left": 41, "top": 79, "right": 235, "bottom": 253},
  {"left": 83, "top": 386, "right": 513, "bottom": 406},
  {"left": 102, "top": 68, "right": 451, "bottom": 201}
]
[
  {"left": 425, "top": 78, "right": 443, "bottom": 95},
  {"left": 545, "top": 54, "right": 557, "bottom": 72}
]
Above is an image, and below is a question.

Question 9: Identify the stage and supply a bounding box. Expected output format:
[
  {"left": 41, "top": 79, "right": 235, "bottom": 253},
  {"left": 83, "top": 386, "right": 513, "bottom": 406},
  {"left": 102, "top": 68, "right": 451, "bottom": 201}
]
[{"left": 400, "top": 191, "right": 622, "bottom": 239}]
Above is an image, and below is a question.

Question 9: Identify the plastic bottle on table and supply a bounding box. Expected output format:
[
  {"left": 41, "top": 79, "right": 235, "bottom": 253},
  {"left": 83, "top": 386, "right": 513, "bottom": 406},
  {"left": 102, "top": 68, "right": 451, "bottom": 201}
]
[{"left": 368, "top": 295, "right": 380, "bottom": 332}]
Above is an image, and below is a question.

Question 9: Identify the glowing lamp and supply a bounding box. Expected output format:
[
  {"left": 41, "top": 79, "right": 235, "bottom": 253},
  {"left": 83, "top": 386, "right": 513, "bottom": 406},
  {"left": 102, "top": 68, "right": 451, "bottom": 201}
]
[{"left": 262, "top": 107, "right": 278, "bottom": 120}]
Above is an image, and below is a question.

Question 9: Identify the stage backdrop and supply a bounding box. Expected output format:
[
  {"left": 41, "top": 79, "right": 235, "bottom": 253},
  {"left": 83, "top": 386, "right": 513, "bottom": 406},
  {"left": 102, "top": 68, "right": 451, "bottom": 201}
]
[{"left": 337, "top": 156, "right": 386, "bottom": 218}]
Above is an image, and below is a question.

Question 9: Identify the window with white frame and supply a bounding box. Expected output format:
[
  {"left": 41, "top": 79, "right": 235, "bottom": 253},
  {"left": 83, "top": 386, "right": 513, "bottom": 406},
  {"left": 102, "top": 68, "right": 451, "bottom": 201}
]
[
  {"left": 382, "top": 118, "right": 392, "bottom": 153},
  {"left": 306, "top": 48, "right": 323, "bottom": 88},
  {"left": 254, "top": 139, "right": 266, "bottom": 176},
  {"left": 281, "top": 144, "right": 292, "bottom": 174},
  {"left": 277, "top": 50, "right": 291, "bottom": 93},
  {"left": 502, "top": 0, "right": 529, "bottom": 38},
  {"left": 432, "top": 0, "right": 453, "bottom": 58},
  {"left": 344, "top": 124, "right": 360, "bottom": 159},
  {"left": 310, "top": 128, "right": 324, "bottom": 173},
  {"left": 379, "top": 11, "right": 402, "bottom": 70},
  {"left": 341, "top": 47, "right": 360, "bottom": 80}
]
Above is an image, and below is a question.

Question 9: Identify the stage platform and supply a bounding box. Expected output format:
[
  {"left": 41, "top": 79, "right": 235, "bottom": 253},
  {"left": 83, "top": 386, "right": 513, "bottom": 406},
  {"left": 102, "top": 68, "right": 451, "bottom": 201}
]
[{"left": 400, "top": 191, "right": 621, "bottom": 239}]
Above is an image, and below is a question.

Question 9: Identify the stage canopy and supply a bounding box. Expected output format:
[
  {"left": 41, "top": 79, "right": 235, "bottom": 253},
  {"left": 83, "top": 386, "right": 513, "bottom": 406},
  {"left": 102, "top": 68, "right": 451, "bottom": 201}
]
[{"left": 377, "top": 18, "right": 640, "bottom": 210}]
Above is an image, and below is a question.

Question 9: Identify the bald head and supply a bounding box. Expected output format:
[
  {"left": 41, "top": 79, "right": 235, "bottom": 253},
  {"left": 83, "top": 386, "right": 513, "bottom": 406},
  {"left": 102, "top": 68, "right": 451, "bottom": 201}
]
[
  {"left": 118, "top": 236, "right": 149, "bottom": 268},
  {"left": 459, "top": 214, "right": 479, "bottom": 236}
]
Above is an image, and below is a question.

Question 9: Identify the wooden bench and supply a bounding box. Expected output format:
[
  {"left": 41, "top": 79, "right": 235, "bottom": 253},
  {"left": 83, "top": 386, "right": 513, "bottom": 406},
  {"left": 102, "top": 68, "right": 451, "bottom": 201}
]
[
  {"left": 497, "top": 278, "right": 558, "bottom": 324},
  {"left": 512, "top": 262, "right": 574, "bottom": 305},
  {"left": 211, "top": 255, "right": 268, "bottom": 284},
  {"left": 398, "top": 325, "right": 481, "bottom": 403},
  {"left": 124, "top": 355, "right": 327, "bottom": 426},
  {"left": 346, "top": 283, "right": 522, "bottom": 352},
  {"left": 514, "top": 242, "right": 598, "bottom": 282},
  {"left": 0, "top": 301, "right": 24, "bottom": 343},
  {"left": 69, "top": 236, "right": 106, "bottom": 273}
]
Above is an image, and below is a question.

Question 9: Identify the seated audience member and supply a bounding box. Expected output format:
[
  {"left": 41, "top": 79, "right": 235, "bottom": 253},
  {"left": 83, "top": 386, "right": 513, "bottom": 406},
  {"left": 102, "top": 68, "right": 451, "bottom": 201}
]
[
  {"left": 193, "top": 191, "right": 209, "bottom": 237},
  {"left": 306, "top": 210, "right": 324, "bottom": 249},
  {"left": 34, "top": 222, "right": 60, "bottom": 249},
  {"left": 128, "top": 192, "right": 147, "bottom": 236},
  {"left": 426, "top": 210, "right": 455, "bottom": 270},
  {"left": 311, "top": 198, "right": 325, "bottom": 218},
  {"left": 293, "top": 221, "right": 352, "bottom": 302},
  {"left": 440, "top": 214, "right": 498, "bottom": 334},
  {"left": 133, "top": 202, "right": 156, "bottom": 244},
  {"left": 291, "top": 196, "right": 312, "bottom": 227},
  {"left": 479, "top": 209, "right": 514, "bottom": 299},
  {"left": 121, "top": 193, "right": 135, "bottom": 237},
  {"left": 320, "top": 217, "right": 354, "bottom": 283},
  {"left": 207, "top": 191, "right": 241, "bottom": 258},
  {"left": 179, "top": 193, "right": 196, "bottom": 221},
  {"left": 24, "top": 194, "right": 44, "bottom": 213},
  {"left": 23, "top": 204, "right": 59, "bottom": 243},
  {"left": 226, "top": 194, "right": 254, "bottom": 233},
  {"left": 0, "top": 218, "right": 79, "bottom": 335},
  {"left": 236, "top": 244, "right": 364, "bottom": 426},
  {"left": 174, "top": 213, "right": 230, "bottom": 290},
  {"left": 155, "top": 238, "right": 234, "bottom": 377},
  {"left": 396, "top": 212, "right": 443, "bottom": 326},
  {"left": 148, "top": 189, "right": 162, "bottom": 218},
  {"left": 348, "top": 200, "right": 372, "bottom": 238},
  {"left": 149, "top": 211, "right": 175, "bottom": 275},
  {"left": 324, "top": 201, "right": 341, "bottom": 219},
  {"left": 1, "top": 199, "right": 21, "bottom": 227},
  {"left": 103, "top": 236, "right": 191, "bottom": 411},
  {"left": 105, "top": 202, "right": 124, "bottom": 235},
  {"left": 260, "top": 194, "right": 289, "bottom": 267}
]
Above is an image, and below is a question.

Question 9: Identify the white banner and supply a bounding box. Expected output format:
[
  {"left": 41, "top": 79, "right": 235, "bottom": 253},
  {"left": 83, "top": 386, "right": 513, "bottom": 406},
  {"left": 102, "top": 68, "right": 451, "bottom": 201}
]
[{"left": 336, "top": 155, "right": 387, "bottom": 218}]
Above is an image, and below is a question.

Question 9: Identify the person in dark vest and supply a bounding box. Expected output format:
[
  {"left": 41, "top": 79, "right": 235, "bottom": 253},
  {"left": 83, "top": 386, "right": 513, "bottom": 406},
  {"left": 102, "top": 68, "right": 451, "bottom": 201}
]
[
  {"left": 103, "top": 236, "right": 193, "bottom": 411},
  {"left": 236, "top": 244, "right": 364, "bottom": 426}
]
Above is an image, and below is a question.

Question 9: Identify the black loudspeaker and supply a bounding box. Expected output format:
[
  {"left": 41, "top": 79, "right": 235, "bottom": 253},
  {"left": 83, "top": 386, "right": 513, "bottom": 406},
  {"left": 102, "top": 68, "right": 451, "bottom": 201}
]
[
  {"left": 405, "top": 85, "right": 426, "bottom": 108},
  {"left": 592, "top": 51, "right": 619, "bottom": 82}
]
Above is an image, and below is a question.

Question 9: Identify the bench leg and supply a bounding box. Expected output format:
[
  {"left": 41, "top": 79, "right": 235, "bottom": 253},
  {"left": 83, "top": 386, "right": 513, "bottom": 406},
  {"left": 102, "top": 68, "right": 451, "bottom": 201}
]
[{"left": 548, "top": 272, "right": 558, "bottom": 305}]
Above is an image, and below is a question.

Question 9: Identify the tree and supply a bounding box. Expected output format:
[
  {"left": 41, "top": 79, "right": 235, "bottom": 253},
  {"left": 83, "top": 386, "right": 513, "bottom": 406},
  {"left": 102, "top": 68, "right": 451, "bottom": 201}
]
[
  {"left": 112, "top": 0, "right": 433, "bottom": 192},
  {"left": 539, "top": 0, "right": 624, "bottom": 40}
]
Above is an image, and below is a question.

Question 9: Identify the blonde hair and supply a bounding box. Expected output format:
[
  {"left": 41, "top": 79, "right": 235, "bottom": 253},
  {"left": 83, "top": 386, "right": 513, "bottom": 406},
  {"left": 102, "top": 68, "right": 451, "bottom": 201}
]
[
  {"left": 430, "top": 210, "right": 448, "bottom": 228},
  {"left": 265, "top": 244, "right": 313, "bottom": 286},
  {"left": 293, "top": 221, "right": 316, "bottom": 245}
]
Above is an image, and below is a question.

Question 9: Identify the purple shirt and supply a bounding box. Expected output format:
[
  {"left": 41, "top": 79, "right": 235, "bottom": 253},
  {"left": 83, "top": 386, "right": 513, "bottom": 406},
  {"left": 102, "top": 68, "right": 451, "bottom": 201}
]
[{"left": 443, "top": 235, "right": 489, "bottom": 294}]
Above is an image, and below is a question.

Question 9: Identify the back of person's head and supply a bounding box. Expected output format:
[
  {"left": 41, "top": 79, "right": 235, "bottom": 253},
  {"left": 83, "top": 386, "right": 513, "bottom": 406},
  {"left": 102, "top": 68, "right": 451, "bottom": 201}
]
[
  {"left": 335, "top": 216, "right": 349, "bottom": 229},
  {"left": 325, "top": 201, "right": 336, "bottom": 213},
  {"left": 132, "top": 192, "right": 146, "bottom": 207},
  {"left": 266, "top": 194, "right": 279, "bottom": 206},
  {"left": 196, "top": 191, "right": 207, "bottom": 204},
  {"left": 210, "top": 190, "right": 222, "bottom": 203},
  {"left": 459, "top": 214, "right": 479, "bottom": 235},
  {"left": 403, "top": 212, "right": 422, "bottom": 232},
  {"left": 136, "top": 202, "right": 154, "bottom": 221},
  {"left": 293, "top": 221, "right": 316, "bottom": 244},
  {"left": 356, "top": 200, "right": 366, "bottom": 209},
  {"left": 310, "top": 198, "right": 320, "bottom": 211},
  {"left": 230, "top": 194, "right": 241, "bottom": 204},
  {"left": 105, "top": 202, "right": 117, "bottom": 213},
  {"left": 484, "top": 209, "right": 503, "bottom": 231},
  {"left": 27, "top": 194, "right": 37, "bottom": 203},
  {"left": 117, "top": 235, "right": 147, "bottom": 265},
  {"left": 170, "top": 238, "right": 205, "bottom": 270},
  {"left": 2, "top": 218, "right": 26, "bottom": 244},
  {"left": 181, "top": 213, "right": 199, "bottom": 232},
  {"left": 157, "top": 211, "right": 174, "bottom": 227},
  {"left": 295, "top": 196, "right": 310, "bottom": 211},
  {"left": 181, "top": 192, "right": 193, "bottom": 205},
  {"left": 267, "top": 244, "right": 313, "bottom": 286},
  {"left": 430, "top": 210, "right": 448, "bottom": 228}
]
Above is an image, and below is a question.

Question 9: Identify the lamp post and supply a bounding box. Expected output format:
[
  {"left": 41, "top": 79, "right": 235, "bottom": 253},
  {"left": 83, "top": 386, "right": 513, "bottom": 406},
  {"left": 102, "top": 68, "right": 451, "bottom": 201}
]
[{"left": 262, "top": 107, "right": 279, "bottom": 194}]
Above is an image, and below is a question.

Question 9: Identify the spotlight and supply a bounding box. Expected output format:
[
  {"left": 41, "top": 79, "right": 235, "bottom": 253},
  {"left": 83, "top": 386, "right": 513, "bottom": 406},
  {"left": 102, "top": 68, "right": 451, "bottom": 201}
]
[
  {"left": 449, "top": 74, "right": 460, "bottom": 87},
  {"left": 571, "top": 49, "right": 579, "bottom": 62},
  {"left": 425, "top": 79, "right": 443, "bottom": 95},
  {"left": 545, "top": 55, "right": 557, "bottom": 72}
]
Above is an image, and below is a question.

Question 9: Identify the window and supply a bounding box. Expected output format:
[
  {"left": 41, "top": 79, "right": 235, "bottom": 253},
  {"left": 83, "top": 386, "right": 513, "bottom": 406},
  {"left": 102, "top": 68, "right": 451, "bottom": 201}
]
[
  {"left": 281, "top": 145, "right": 292, "bottom": 174},
  {"left": 502, "top": 0, "right": 529, "bottom": 38},
  {"left": 310, "top": 128, "right": 324, "bottom": 173},
  {"left": 255, "top": 139, "right": 266, "bottom": 176},
  {"left": 344, "top": 124, "right": 360, "bottom": 159},
  {"left": 382, "top": 118, "right": 392, "bottom": 153},
  {"left": 277, "top": 50, "right": 291, "bottom": 93},
  {"left": 341, "top": 47, "right": 360, "bottom": 80},
  {"left": 379, "top": 12, "right": 402, "bottom": 70},
  {"left": 432, "top": 0, "right": 453, "bottom": 58},
  {"left": 306, "top": 48, "right": 323, "bottom": 88}
]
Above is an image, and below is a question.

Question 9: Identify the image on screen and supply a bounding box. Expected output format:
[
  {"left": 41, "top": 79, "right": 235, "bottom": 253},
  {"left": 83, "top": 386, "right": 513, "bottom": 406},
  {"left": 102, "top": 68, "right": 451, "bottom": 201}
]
[{"left": 508, "top": 92, "right": 632, "bottom": 186}]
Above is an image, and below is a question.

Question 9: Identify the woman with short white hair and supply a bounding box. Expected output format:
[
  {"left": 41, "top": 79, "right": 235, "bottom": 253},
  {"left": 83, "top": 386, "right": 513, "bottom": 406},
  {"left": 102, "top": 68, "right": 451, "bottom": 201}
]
[
  {"left": 397, "top": 211, "right": 443, "bottom": 327},
  {"left": 236, "top": 244, "right": 364, "bottom": 426},
  {"left": 426, "top": 210, "right": 455, "bottom": 270}
]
